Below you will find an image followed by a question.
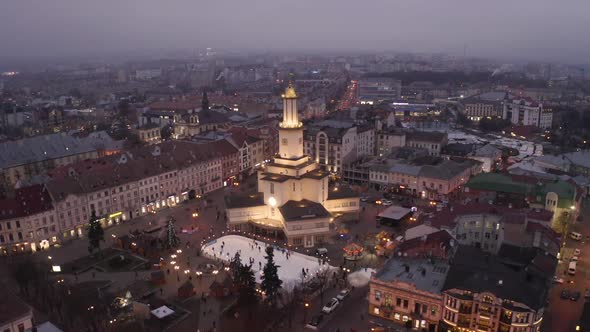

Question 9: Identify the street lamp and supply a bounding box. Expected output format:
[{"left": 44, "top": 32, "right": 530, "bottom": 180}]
[
  {"left": 303, "top": 302, "right": 310, "bottom": 323},
  {"left": 176, "top": 249, "right": 182, "bottom": 254},
  {"left": 174, "top": 265, "right": 180, "bottom": 281}
]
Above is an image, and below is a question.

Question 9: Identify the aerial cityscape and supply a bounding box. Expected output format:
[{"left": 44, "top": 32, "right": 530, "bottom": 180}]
[{"left": 1, "top": 1, "right": 590, "bottom": 332}]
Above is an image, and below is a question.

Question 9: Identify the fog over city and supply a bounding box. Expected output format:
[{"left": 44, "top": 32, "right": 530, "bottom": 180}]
[{"left": 1, "top": 0, "right": 589, "bottom": 62}]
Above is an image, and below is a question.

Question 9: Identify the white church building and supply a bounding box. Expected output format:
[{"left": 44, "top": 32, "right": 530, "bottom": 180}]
[{"left": 225, "top": 84, "right": 360, "bottom": 248}]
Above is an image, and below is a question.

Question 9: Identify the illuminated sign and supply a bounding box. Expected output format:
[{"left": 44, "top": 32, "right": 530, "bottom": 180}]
[{"left": 109, "top": 212, "right": 123, "bottom": 218}]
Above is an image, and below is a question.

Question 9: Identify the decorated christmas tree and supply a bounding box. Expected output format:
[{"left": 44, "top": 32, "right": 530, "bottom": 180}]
[{"left": 165, "top": 217, "right": 180, "bottom": 249}]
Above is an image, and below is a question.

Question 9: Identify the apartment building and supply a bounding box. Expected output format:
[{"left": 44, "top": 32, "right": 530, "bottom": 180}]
[
  {"left": 502, "top": 99, "right": 553, "bottom": 129},
  {"left": 406, "top": 131, "right": 448, "bottom": 157},
  {"left": 226, "top": 132, "right": 265, "bottom": 174},
  {"left": 418, "top": 159, "right": 482, "bottom": 200},
  {"left": 43, "top": 141, "right": 223, "bottom": 246},
  {"left": 440, "top": 246, "right": 548, "bottom": 332},
  {"left": 0, "top": 131, "right": 119, "bottom": 189},
  {"left": 460, "top": 92, "right": 506, "bottom": 121},
  {"left": 357, "top": 125, "right": 376, "bottom": 158},
  {"left": 377, "top": 129, "right": 406, "bottom": 156},
  {"left": 304, "top": 122, "right": 358, "bottom": 174},
  {"left": 0, "top": 185, "right": 58, "bottom": 255}
]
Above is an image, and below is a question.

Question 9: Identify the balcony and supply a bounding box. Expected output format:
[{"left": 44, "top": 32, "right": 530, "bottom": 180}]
[{"left": 459, "top": 305, "right": 473, "bottom": 314}]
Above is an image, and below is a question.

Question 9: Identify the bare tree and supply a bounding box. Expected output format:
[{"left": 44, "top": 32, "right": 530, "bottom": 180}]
[{"left": 315, "top": 268, "right": 331, "bottom": 307}]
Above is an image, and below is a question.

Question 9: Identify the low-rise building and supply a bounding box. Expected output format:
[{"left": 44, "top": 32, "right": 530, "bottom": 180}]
[
  {"left": 406, "top": 131, "right": 448, "bottom": 157},
  {"left": 465, "top": 173, "right": 580, "bottom": 228},
  {"left": 135, "top": 123, "right": 161, "bottom": 144},
  {"left": 369, "top": 257, "right": 450, "bottom": 331},
  {"left": 468, "top": 144, "right": 502, "bottom": 173}
]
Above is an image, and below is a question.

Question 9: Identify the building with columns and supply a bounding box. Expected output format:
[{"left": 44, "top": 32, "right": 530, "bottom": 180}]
[{"left": 226, "top": 84, "right": 359, "bottom": 247}]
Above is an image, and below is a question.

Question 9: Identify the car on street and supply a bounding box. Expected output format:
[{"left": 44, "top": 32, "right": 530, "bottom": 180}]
[
  {"left": 574, "top": 249, "right": 581, "bottom": 256},
  {"left": 560, "top": 290, "right": 571, "bottom": 299},
  {"left": 553, "top": 276, "right": 564, "bottom": 284},
  {"left": 572, "top": 256, "right": 579, "bottom": 262},
  {"left": 305, "top": 314, "right": 324, "bottom": 330},
  {"left": 322, "top": 298, "right": 339, "bottom": 314},
  {"left": 360, "top": 195, "right": 371, "bottom": 202},
  {"left": 315, "top": 248, "right": 328, "bottom": 256},
  {"left": 336, "top": 289, "right": 350, "bottom": 301},
  {"left": 381, "top": 199, "right": 393, "bottom": 206},
  {"left": 570, "top": 291, "right": 581, "bottom": 301}
]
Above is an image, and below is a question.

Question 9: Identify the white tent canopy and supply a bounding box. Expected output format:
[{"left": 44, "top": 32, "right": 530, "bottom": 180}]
[{"left": 151, "top": 305, "right": 174, "bottom": 319}]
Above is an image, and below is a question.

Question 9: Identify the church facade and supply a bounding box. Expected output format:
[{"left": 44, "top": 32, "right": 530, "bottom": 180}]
[{"left": 225, "top": 85, "right": 360, "bottom": 248}]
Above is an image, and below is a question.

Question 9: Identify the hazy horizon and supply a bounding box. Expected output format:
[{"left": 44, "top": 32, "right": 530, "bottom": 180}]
[{"left": 1, "top": 0, "right": 589, "bottom": 64}]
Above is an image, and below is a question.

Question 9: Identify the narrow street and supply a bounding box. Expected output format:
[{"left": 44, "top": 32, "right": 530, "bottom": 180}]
[{"left": 542, "top": 200, "right": 590, "bottom": 332}]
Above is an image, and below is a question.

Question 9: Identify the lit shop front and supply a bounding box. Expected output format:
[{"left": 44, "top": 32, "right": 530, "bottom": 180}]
[{"left": 140, "top": 194, "right": 182, "bottom": 215}]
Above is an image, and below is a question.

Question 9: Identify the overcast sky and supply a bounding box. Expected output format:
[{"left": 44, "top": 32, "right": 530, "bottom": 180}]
[{"left": 1, "top": 0, "right": 589, "bottom": 63}]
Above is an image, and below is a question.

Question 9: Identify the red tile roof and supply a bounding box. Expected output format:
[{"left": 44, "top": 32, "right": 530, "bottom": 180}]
[{"left": 0, "top": 184, "right": 53, "bottom": 220}]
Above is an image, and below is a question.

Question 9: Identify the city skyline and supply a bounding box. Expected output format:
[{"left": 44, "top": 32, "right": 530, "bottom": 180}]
[{"left": 1, "top": 0, "right": 590, "bottom": 63}]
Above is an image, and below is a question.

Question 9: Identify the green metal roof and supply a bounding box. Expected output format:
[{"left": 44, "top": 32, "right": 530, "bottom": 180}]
[{"left": 466, "top": 173, "right": 576, "bottom": 207}]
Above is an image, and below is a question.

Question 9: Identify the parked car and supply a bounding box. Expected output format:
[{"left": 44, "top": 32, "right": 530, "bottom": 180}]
[
  {"left": 560, "top": 290, "right": 571, "bottom": 299},
  {"left": 572, "top": 256, "right": 579, "bottom": 262},
  {"left": 305, "top": 314, "right": 324, "bottom": 330},
  {"left": 360, "top": 195, "right": 371, "bottom": 202},
  {"left": 381, "top": 199, "right": 393, "bottom": 206},
  {"left": 570, "top": 232, "right": 583, "bottom": 241},
  {"left": 316, "top": 248, "right": 328, "bottom": 256},
  {"left": 571, "top": 291, "right": 581, "bottom": 301},
  {"left": 553, "top": 276, "right": 564, "bottom": 284},
  {"left": 574, "top": 249, "right": 581, "bottom": 256},
  {"left": 322, "top": 298, "right": 339, "bottom": 314},
  {"left": 336, "top": 289, "right": 350, "bottom": 301}
]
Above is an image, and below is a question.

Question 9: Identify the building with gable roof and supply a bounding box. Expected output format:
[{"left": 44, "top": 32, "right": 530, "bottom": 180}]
[{"left": 0, "top": 184, "right": 57, "bottom": 254}]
